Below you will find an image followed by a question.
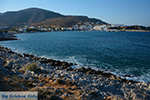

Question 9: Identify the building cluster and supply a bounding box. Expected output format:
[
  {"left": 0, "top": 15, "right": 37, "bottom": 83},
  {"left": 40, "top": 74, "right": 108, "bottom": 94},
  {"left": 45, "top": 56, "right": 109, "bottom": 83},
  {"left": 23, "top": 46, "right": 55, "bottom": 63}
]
[
  {"left": 17, "top": 26, "right": 71, "bottom": 32},
  {"left": 72, "top": 22, "right": 93, "bottom": 31},
  {"left": 0, "top": 23, "right": 127, "bottom": 34}
]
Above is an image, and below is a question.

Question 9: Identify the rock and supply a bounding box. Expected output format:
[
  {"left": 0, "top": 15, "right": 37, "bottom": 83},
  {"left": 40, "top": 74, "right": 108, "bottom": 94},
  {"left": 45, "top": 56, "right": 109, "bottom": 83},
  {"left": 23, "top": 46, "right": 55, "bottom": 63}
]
[
  {"left": 148, "top": 84, "right": 150, "bottom": 89},
  {"left": 80, "top": 93, "right": 87, "bottom": 98},
  {"left": 71, "top": 74, "right": 79, "bottom": 81},
  {"left": 32, "top": 83, "right": 38, "bottom": 86},
  {"left": 10, "top": 69, "right": 20, "bottom": 74},
  {"left": 49, "top": 95, "right": 63, "bottom": 100},
  {"left": 66, "top": 67, "right": 73, "bottom": 71},
  {"left": 31, "top": 71, "right": 35, "bottom": 76},
  {"left": 54, "top": 74, "right": 61, "bottom": 79},
  {"left": 33, "top": 74, "right": 39, "bottom": 78},
  {"left": 14, "top": 66, "right": 20, "bottom": 70},
  {"left": 62, "top": 93, "right": 69, "bottom": 97},
  {"left": 40, "top": 69, "right": 48, "bottom": 74},
  {"left": 23, "top": 53, "right": 34, "bottom": 58},
  {"left": 25, "top": 69, "right": 31, "bottom": 75},
  {"left": 35, "top": 68, "right": 48, "bottom": 74},
  {"left": 79, "top": 67, "right": 87, "bottom": 73},
  {"left": 32, "top": 80, "right": 40, "bottom": 86},
  {"left": 23, "top": 53, "right": 30, "bottom": 57},
  {"left": 23, "top": 74, "right": 30, "bottom": 80},
  {"left": 59, "top": 66, "right": 66, "bottom": 69},
  {"left": 3, "top": 60, "right": 14, "bottom": 70},
  {"left": 3, "top": 65, "right": 11, "bottom": 70},
  {"left": 53, "top": 89, "right": 63, "bottom": 95},
  {"left": 25, "top": 69, "right": 35, "bottom": 76},
  {"left": 39, "top": 82, "right": 44, "bottom": 86},
  {"left": 47, "top": 74, "right": 53, "bottom": 79},
  {"left": 38, "top": 74, "right": 46, "bottom": 78},
  {"left": 16, "top": 53, "right": 23, "bottom": 57}
]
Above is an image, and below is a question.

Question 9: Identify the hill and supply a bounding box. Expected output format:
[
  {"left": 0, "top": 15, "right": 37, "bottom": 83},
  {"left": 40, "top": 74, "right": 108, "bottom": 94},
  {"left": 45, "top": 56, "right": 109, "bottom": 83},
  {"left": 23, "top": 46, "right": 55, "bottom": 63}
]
[
  {"left": 109, "top": 25, "right": 150, "bottom": 31},
  {"left": 33, "top": 16, "right": 107, "bottom": 27},
  {"left": 0, "top": 8, "right": 107, "bottom": 27},
  {"left": 0, "top": 8, "right": 65, "bottom": 26}
]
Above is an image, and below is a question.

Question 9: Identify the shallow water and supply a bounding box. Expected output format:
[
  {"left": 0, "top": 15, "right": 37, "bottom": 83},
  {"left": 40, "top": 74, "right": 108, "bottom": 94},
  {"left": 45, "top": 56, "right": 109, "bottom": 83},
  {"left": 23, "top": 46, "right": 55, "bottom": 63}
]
[{"left": 0, "top": 31, "right": 150, "bottom": 82}]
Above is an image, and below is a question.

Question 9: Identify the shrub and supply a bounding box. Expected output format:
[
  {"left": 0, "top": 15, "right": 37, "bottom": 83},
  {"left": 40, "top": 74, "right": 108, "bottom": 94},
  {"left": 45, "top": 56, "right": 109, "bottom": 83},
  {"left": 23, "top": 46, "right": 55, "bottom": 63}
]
[
  {"left": 24, "top": 62, "right": 38, "bottom": 71},
  {"left": 66, "top": 79, "right": 75, "bottom": 85}
]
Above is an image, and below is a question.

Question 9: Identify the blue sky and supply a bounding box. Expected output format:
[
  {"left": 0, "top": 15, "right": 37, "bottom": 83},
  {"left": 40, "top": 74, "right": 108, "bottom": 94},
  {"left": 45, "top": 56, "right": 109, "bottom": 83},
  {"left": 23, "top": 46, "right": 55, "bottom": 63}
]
[{"left": 0, "top": 0, "right": 150, "bottom": 26}]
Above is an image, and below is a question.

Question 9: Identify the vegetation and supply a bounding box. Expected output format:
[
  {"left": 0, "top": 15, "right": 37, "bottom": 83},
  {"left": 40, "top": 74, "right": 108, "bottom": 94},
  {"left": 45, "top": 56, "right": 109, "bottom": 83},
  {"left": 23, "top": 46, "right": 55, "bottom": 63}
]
[
  {"left": 109, "top": 25, "right": 150, "bottom": 31},
  {"left": 0, "top": 29, "right": 8, "bottom": 33},
  {"left": 66, "top": 79, "right": 75, "bottom": 85},
  {"left": 26, "top": 28, "right": 39, "bottom": 32},
  {"left": 23, "top": 62, "right": 38, "bottom": 71},
  {"left": 0, "top": 8, "right": 106, "bottom": 27}
]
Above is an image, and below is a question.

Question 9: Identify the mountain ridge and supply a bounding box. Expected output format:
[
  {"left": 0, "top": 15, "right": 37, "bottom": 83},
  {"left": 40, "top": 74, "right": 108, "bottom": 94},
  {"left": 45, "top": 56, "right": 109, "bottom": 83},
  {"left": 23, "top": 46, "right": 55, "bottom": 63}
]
[{"left": 0, "top": 8, "right": 107, "bottom": 27}]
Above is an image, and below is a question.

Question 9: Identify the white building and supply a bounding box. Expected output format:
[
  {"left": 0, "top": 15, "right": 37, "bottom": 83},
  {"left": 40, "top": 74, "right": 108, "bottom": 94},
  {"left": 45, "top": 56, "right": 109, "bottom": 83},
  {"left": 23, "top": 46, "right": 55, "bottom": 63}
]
[
  {"left": 17, "top": 28, "right": 26, "bottom": 32},
  {"left": 38, "top": 26, "right": 43, "bottom": 30},
  {"left": 93, "top": 25, "right": 108, "bottom": 31},
  {"left": 72, "top": 22, "right": 93, "bottom": 30},
  {"left": 29, "top": 26, "right": 36, "bottom": 29},
  {"left": 41, "top": 28, "right": 48, "bottom": 31},
  {"left": 72, "top": 25, "right": 79, "bottom": 30},
  {"left": 24, "top": 26, "right": 28, "bottom": 29},
  {"left": 55, "top": 27, "right": 60, "bottom": 31},
  {"left": 48, "top": 28, "right": 53, "bottom": 31},
  {"left": 110, "top": 24, "right": 125, "bottom": 27}
]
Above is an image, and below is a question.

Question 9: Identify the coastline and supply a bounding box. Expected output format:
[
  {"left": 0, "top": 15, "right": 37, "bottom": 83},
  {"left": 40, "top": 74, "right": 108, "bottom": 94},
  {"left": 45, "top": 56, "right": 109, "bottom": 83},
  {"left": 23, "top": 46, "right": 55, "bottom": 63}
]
[
  {"left": 0, "top": 33, "right": 150, "bottom": 99},
  {"left": 0, "top": 44, "right": 150, "bottom": 99},
  {"left": 0, "top": 33, "right": 18, "bottom": 41}
]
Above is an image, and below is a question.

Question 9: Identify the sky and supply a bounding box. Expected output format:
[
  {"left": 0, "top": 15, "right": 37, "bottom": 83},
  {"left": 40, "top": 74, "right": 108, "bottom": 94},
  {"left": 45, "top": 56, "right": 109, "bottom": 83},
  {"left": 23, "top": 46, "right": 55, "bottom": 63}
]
[{"left": 0, "top": 0, "right": 150, "bottom": 26}]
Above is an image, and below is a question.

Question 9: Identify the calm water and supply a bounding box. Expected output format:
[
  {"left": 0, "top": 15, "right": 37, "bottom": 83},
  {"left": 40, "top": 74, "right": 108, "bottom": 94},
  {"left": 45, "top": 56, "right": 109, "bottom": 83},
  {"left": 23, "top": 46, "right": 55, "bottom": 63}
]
[{"left": 0, "top": 31, "right": 150, "bottom": 82}]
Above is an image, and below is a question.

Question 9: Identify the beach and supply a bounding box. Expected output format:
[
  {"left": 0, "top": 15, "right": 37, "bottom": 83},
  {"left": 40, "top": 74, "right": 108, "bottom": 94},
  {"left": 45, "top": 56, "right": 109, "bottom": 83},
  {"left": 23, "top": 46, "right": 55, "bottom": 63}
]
[{"left": 0, "top": 33, "right": 150, "bottom": 100}]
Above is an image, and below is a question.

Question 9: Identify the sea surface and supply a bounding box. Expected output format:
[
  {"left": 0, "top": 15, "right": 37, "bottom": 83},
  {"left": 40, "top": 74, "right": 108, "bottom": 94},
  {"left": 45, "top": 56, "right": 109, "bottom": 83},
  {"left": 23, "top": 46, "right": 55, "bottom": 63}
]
[{"left": 0, "top": 31, "right": 150, "bottom": 82}]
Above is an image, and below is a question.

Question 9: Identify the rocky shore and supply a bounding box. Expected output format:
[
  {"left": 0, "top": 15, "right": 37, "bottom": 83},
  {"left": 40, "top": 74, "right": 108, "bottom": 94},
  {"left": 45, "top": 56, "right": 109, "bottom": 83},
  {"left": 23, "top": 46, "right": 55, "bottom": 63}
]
[
  {"left": 0, "top": 33, "right": 18, "bottom": 41},
  {"left": 0, "top": 45, "right": 150, "bottom": 100}
]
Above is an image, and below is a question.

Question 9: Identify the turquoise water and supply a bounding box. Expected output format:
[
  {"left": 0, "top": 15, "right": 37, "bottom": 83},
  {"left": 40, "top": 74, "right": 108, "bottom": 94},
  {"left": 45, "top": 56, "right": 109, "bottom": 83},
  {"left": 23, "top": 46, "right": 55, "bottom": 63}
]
[{"left": 0, "top": 31, "right": 150, "bottom": 82}]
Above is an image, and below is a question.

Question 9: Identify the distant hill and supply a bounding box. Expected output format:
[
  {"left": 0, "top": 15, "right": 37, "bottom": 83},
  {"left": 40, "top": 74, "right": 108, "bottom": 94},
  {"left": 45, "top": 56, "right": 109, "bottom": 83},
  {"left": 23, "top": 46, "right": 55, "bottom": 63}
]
[
  {"left": 109, "top": 25, "right": 150, "bottom": 31},
  {"left": 33, "top": 16, "right": 107, "bottom": 27},
  {"left": 0, "top": 8, "right": 107, "bottom": 27}
]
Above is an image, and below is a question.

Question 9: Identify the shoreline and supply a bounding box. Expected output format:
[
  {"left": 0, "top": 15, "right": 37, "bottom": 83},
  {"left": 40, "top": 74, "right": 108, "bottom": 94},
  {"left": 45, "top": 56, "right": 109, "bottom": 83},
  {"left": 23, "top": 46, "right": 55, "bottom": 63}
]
[
  {"left": 0, "top": 44, "right": 142, "bottom": 84},
  {"left": 0, "top": 45, "right": 150, "bottom": 99},
  {"left": 0, "top": 33, "right": 150, "bottom": 99},
  {"left": 0, "top": 33, "right": 18, "bottom": 41}
]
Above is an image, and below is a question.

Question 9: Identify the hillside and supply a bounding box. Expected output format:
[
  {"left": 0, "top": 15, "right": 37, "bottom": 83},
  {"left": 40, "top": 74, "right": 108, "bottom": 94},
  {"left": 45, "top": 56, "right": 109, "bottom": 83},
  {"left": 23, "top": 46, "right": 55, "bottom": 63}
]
[
  {"left": 0, "top": 8, "right": 107, "bottom": 27},
  {"left": 0, "top": 8, "right": 65, "bottom": 26},
  {"left": 33, "top": 16, "right": 107, "bottom": 27}
]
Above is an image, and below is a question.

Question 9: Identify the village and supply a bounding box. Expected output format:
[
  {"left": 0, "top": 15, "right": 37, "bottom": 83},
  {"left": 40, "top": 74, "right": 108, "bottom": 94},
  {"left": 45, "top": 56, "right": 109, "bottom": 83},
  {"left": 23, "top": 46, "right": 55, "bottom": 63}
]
[
  {"left": 0, "top": 22, "right": 122, "bottom": 34},
  {"left": 1, "top": 22, "right": 149, "bottom": 34}
]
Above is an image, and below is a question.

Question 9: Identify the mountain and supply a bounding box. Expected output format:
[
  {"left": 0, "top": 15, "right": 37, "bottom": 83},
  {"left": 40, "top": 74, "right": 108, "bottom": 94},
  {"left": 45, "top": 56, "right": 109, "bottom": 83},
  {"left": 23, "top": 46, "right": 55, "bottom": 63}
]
[
  {"left": 0, "top": 8, "right": 107, "bottom": 27},
  {"left": 0, "top": 8, "right": 65, "bottom": 26}
]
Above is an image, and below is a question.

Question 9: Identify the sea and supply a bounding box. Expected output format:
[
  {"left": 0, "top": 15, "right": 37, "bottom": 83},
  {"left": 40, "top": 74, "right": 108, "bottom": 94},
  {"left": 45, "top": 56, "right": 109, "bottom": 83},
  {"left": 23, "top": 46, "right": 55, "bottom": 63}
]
[{"left": 0, "top": 31, "right": 150, "bottom": 82}]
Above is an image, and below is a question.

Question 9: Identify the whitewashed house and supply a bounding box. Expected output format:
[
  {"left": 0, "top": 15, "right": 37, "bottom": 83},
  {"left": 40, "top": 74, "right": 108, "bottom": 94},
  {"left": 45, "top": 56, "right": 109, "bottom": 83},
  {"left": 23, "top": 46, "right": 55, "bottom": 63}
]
[
  {"left": 29, "top": 26, "right": 36, "bottom": 29},
  {"left": 93, "top": 25, "right": 108, "bottom": 31}
]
